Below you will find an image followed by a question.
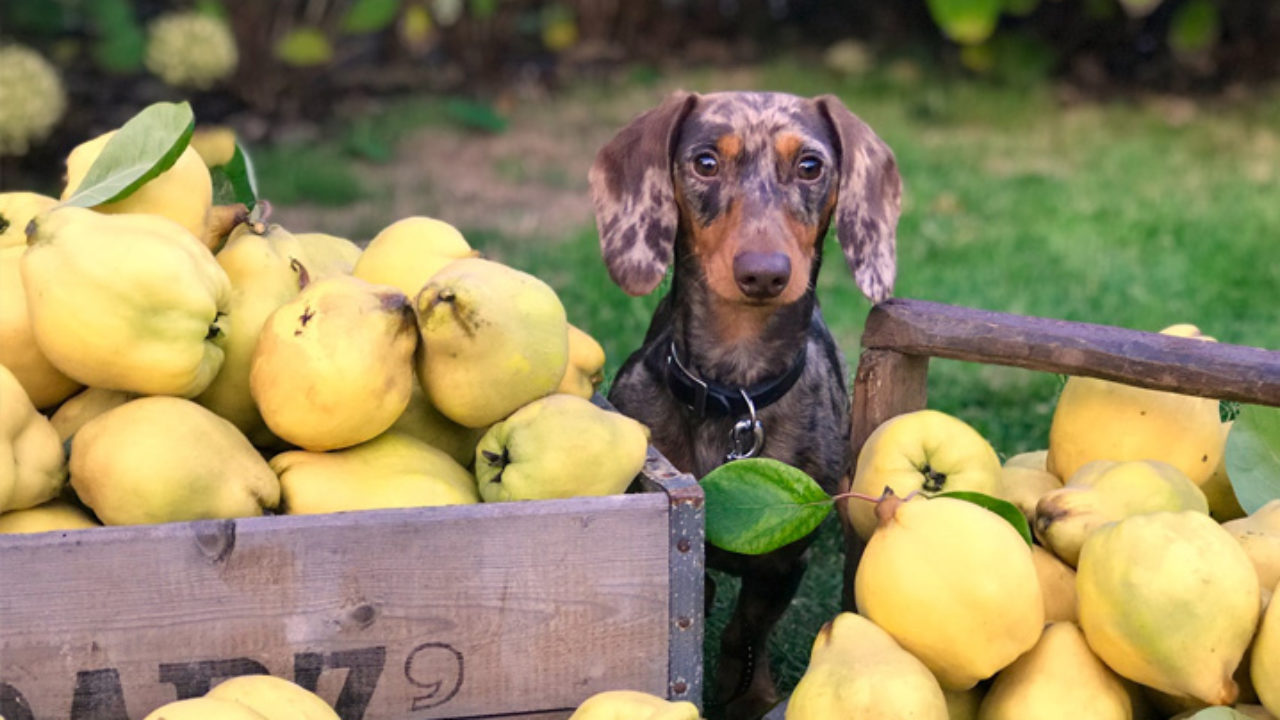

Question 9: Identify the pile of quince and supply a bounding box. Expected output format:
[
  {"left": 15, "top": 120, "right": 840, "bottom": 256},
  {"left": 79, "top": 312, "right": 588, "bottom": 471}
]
[
  {"left": 789, "top": 324, "right": 1280, "bottom": 720},
  {"left": 0, "top": 119, "right": 651, "bottom": 535}
]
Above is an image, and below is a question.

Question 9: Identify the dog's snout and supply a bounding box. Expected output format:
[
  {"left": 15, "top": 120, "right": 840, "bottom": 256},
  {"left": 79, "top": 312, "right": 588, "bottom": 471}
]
[{"left": 733, "top": 251, "right": 791, "bottom": 299}]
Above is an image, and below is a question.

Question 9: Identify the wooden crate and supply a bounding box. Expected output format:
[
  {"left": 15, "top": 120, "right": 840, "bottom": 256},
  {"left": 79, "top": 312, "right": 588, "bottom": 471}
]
[
  {"left": 838, "top": 297, "right": 1280, "bottom": 605},
  {"left": 0, "top": 445, "right": 704, "bottom": 720},
  {"left": 763, "top": 297, "right": 1280, "bottom": 720}
]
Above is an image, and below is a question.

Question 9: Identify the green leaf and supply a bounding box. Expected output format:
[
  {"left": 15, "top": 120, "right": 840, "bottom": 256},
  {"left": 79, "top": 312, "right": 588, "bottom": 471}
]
[
  {"left": 1225, "top": 404, "right": 1280, "bottom": 514},
  {"left": 209, "top": 142, "right": 259, "bottom": 208},
  {"left": 342, "top": 0, "right": 403, "bottom": 33},
  {"left": 1168, "top": 0, "right": 1221, "bottom": 55},
  {"left": 275, "top": 27, "right": 334, "bottom": 67},
  {"left": 701, "top": 458, "right": 833, "bottom": 556},
  {"left": 937, "top": 491, "right": 1033, "bottom": 545},
  {"left": 61, "top": 101, "right": 195, "bottom": 209},
  {"left": 925, "top": 0, "right": 1002, "bottom": 45}
]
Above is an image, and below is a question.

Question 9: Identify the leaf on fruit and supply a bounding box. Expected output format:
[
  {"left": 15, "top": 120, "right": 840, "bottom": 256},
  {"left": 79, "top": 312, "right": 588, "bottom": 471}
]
[
  {"left": 210, "top": 142, "right": 259, "bottom": 208},
  {"left": 702, "top": 458, "right": 833, "bottom": 556},
  {"left": 1225, "top": 404, "right": 1280, "bottom": 514},
  {"left": 62, "top": 101, "right": 195, "bottom": 209},
  {"left": 342, "top": 0, "right": 403, "bottom": 34},
  {"left": 937, "top": 491, "right": 1033, "bottom": 545}
]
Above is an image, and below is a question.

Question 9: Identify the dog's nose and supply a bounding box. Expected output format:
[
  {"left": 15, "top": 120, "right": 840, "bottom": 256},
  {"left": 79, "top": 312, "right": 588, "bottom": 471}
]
[{"left": 733, "top": 251, "right": 791, "bottom": 299}]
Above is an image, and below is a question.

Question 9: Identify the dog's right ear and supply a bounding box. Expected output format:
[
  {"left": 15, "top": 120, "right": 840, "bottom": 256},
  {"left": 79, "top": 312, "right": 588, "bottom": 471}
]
[{"left": 589, "top": 91, "right": 698, "bottom": 296}]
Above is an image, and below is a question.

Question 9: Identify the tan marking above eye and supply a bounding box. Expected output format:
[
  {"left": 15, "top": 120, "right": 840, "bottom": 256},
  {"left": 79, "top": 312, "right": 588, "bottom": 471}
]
[
  {"left": 774, "top": 133, "right": 805, "bottom": 165},
  {"left": 716, "top": 134, "right": 743, "bottom": 160}
]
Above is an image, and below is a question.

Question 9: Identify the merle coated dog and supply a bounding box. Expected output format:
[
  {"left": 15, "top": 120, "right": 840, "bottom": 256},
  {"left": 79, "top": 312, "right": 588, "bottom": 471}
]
[{"left": 589, "top": 90, "right": 902, "bottom": 719}]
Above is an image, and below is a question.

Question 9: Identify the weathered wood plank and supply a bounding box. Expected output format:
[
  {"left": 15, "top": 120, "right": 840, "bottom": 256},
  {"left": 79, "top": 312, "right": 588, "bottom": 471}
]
[
  {"left": 0, "top": 495, "right": 671, "bottom": 720},
  {"left": 862, "top": 298, "right": 1280, "bottom": 407}
]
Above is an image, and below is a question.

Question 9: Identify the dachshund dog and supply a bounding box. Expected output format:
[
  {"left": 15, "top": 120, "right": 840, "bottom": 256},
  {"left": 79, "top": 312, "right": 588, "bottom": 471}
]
[{"left": 589, "top": 91, "right": 902, "bottom": 718}]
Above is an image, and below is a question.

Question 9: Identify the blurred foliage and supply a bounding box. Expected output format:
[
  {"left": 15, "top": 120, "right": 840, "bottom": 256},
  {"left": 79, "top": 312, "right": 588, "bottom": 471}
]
[{"left": 1, "top": 0, "right": 1278, "bottom": 175}]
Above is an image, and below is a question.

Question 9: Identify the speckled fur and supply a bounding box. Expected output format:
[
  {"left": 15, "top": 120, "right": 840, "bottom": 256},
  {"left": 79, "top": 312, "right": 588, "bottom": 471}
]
[{"left": 590, "top": 91, "right": 902, "bottom": 719}]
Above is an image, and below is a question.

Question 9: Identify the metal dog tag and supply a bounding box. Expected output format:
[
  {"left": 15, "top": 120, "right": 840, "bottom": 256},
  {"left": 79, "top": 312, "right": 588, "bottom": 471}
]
[{"left": 726, "top": 389, "right": 765, "bottom": 460}]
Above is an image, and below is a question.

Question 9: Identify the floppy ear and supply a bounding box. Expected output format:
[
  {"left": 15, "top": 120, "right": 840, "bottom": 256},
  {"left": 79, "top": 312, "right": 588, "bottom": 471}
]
[
  {"left": 589, "top": 91, "right": 698, "bottom": 296},
  {"left": 815, "top": 94, "right": 902, "bottom": 304}
]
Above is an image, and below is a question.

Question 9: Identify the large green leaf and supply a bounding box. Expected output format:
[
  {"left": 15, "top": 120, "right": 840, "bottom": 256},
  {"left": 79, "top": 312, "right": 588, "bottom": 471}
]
[
  {"left": 701, "top": 458, "right": 833, "bottom": 556},
  {"left": 209, "top": 142, "right": 259, "bottom": 208},
  {"left": 926, "top": 0, "right": 1002, "bottom": 45},
  {"left": 1225, "top": 404, "right": 1280, "bottom": 514},
  {"left": 936, "top": 491, "right": 1033, "bottom": 545},
  {"left": 342, "top": 0, "right": 403, "bottom": 33},
  {"left": 61, "top": 101, "right": 195, "bottom": 209}
]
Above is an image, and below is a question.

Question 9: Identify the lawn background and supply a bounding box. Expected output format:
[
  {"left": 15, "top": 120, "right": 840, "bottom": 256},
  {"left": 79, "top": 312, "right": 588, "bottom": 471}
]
[{"left": 267, "top": 56, "right": 1280, "bottom": 715}]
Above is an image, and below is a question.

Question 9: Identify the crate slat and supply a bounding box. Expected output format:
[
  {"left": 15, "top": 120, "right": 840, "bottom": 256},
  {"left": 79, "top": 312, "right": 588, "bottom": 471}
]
[{"left": 1, "top": 495, "right": 671, "bottom": 720}]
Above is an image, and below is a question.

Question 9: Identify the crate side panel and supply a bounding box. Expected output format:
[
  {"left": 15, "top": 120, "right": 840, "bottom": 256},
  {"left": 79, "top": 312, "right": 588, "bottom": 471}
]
[{"left": 0, "top": 498, "right": 670, "bottom": 720}]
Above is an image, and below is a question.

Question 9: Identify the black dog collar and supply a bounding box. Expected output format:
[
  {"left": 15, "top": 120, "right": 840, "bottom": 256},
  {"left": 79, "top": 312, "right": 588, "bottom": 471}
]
[{"left": 647, "top": 336, "right": 808, "bottom": 419}]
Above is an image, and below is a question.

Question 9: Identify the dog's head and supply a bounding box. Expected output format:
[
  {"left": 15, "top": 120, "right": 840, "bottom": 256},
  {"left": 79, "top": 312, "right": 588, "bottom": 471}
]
[{"left": 589, "top": 91, "right": 902, "bottom": 306}]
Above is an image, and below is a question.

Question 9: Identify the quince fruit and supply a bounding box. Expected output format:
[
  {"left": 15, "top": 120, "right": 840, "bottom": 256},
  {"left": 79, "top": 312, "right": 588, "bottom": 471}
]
[
  {"left": 855, "top": 492, "right": 1043, "bottom": 690},
  {"left": 141, "top": 697, "right": 268, "bottom": 720},
  {"left": 0, "top": 191, "right": 57, "bottom": 247},
  {"left": 1035, "top": 459, "right": 1208, "bottom": 567},
  {"left": 50, "top": 387, "right": 136, "bottom": 442},
  {"left": 415, "top": 258, "right": 568, "bottom": 428},
  {"left": 70, "top": 396, "right": 279, "bottom": 525},
  {"left": 1046, "top": 325, "right": 1224, "bottom": 485},
  {"left": 786, "top": 611, "right": 947, "bottom": 719},
  {"left": 1077, "top": 511, "right": 1259, "bottom": 705},
  {"left": 272, "top": 432, "right": 478, "bottom": 514},
  {"left": 251, "top": 275, "right": 417, "bottom": 451},
  {"left": 568, "top": 690, "right": 700, "bottom": 720},
  {"left": 0, "top": 498, "right": 99, "bottom": 534},
  {"left": 1222, "top": 499, "right": 1280, "bottom": 607},
  {"left": 0, "top": 364, "right": 67, "bottom": 513},
  {"left": 295, "top": 231, "right": 362, "bottom": 278},
  {"left": 205, "top": 674, "right": 339, "bottom": 720},
  {"left": 558, "top": 322, "right": 607, "bottom": 399},
  {"left": 978, "top": 622, "right": 1132, "bottom": 720},
  {"left": 1254, "top": 579, "right": 1280, "bottom": 717},
  {"left": 0, "top": 246, "right": 81, "bottom": 408},
  {"left": 475, "top": 394, "right": 648, "bottom": 502},
  {"left": 22, "top": 206, "right": 231, "bottom": 397},
  {"left": 353, "top": 215, "right": 476, "bottom": 298},
  {"left": 196, "top": 222, "right": 307, "bottom": 447},
  {"left": 847, "top": 409, "right": 1003, "bottom": 540}
]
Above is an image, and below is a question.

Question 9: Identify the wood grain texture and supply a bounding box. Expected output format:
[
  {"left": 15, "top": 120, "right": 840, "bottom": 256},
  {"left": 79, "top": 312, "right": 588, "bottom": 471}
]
[
  {"left": 863, "top": 298, "right": 1280, "bottom": 407},
  {"left": 1, "top": 496, "right": 670, "bottom": 720}
]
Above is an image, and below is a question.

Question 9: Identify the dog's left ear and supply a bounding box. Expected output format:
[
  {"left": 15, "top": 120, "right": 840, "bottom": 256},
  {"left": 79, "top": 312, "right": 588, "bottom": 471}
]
[
  {"left": 589, "top": 91, "right": 698, "bottom": 296},
  {"left": 816, "top": 94, "right": 902, "bottom": 304}
]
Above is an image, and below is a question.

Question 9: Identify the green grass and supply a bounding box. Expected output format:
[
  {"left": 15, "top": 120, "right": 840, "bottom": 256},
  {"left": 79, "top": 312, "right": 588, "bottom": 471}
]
[{"left": 468, "top": 58, "right": 1280, "bottom": 715}]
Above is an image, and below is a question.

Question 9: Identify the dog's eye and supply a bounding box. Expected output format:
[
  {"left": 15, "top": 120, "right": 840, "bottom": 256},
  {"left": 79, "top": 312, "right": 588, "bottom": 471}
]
[
  {"left": 693, "top": 152, "right": 719, "bottom": 178},
  {"left": 796, "top": 155, "right": 824, "bottom": 180}
]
